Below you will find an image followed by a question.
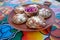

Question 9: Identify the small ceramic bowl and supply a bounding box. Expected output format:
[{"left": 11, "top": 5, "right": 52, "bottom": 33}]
[{"left": 8, "top": 2, "right": 55, "bottom": 31}]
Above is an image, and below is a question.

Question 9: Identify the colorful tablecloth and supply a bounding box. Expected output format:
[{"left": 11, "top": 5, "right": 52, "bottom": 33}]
[{"left": 0, "top": 0, "right": 60, "bottom": 40}]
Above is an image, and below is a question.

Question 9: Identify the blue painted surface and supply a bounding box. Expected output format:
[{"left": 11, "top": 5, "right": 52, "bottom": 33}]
[
  {"left": 51, "top": 26, "right": 57, "bottom": 31},
  {"left": 2, "top": 31, "right": 12, "bottom": 38},
  {"left": 3, "top": 2, "right": 18, "bottom": 8},
  {"left": 0, "top": 32, "right": 2, "bottom": 37},
  {"left": 1, "top": 27, "right": 11, "bottom": 33},
  {"left": 56, "top": 13, "right": 60, "bottom": 19}
]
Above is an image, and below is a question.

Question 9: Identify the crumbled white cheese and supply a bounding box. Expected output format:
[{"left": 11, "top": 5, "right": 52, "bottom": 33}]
[
  {"left": 32, "top": 16, "right": 44, "bottom": 24},
  {"left": 39, "top": 8, "right": 51, "bottom": 18},
  {"left": 29, "top": 4, "right": 38, "bottom": 7},
  {"left": 16, "top": 6, "right": 24, "bottom": 11},
  {"left": 16, "top": 14, "right": 26, "bottom": 22}
]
